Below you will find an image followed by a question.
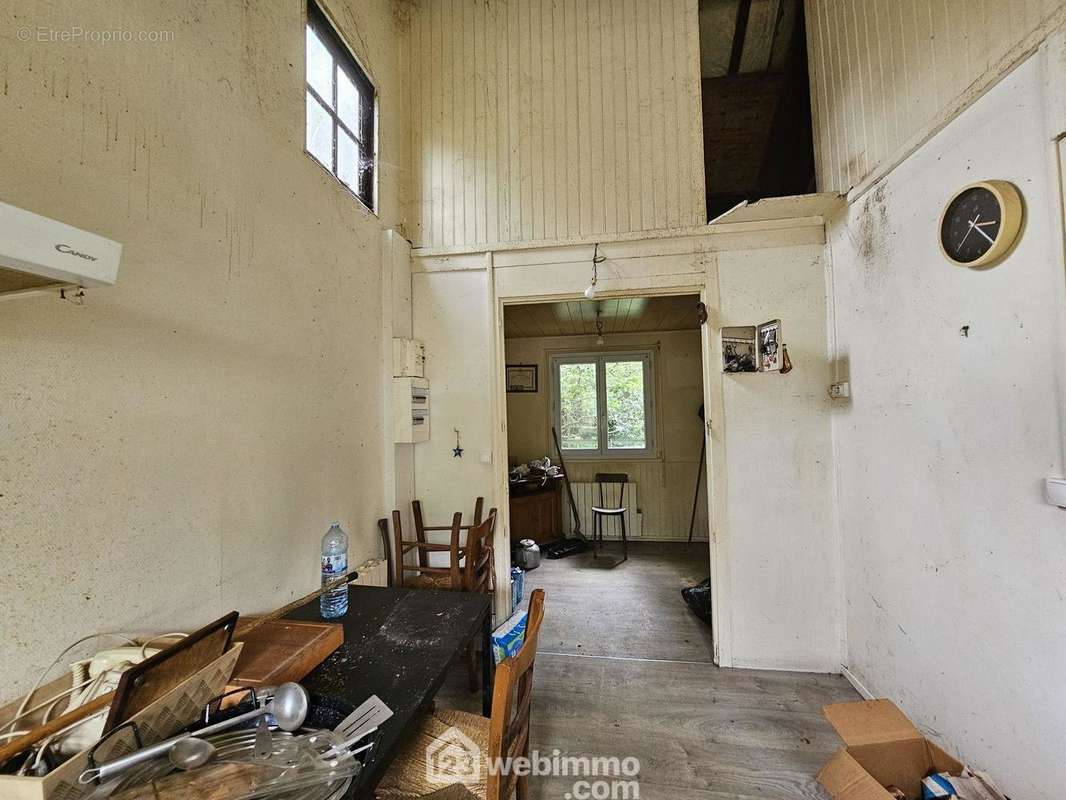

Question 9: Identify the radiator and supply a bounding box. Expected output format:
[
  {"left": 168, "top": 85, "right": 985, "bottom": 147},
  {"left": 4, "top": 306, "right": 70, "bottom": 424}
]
[
  {"left": 563, "top": 482, "right": 642, "bottom": 539},
  {"left": 350, "top": 558, "right": 389, "bottom": 587}
]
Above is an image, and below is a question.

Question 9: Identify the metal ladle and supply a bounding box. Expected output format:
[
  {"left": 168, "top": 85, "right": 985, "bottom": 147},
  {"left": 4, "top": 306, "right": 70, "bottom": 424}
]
[
  {"left": 168, "top": 736, "right": 216, "bottom": 771},
  {"left": 78, "top": 683, "right": 310, "bottom": 784}
]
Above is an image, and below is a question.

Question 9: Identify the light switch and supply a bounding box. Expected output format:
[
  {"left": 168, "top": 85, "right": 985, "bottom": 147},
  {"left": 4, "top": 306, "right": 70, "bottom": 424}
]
[{"left": 1045, "top": 478, "right": 1066, "bottom": 508}]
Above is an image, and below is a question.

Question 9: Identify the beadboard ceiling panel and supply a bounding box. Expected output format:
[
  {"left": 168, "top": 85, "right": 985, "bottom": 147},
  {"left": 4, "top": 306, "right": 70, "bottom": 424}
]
[
  {"left": 504, "top": 295, "right": 701, "bottom": 338},
  {"left": 806, "top": 0, "right": 1066, "bottom": 196},
  {"left": 405, "top": 0, "right": 706, "bottom": 251}
]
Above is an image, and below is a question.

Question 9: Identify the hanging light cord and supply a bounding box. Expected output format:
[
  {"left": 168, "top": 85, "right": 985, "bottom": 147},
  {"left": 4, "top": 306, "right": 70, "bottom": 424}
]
[
  {"left": 591, "top": 243, "right": 605, "bottom": 288},
  {"left": 585, "top": 243, "right": 607, "bottom": 300}
]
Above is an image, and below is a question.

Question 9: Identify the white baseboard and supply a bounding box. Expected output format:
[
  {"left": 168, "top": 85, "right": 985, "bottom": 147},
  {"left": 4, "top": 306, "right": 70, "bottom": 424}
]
[
  {"left": 841, "top": 665, "right": 875, "bottom": 699},
  {"left": 730, "top": 656, "right": 841, "bottom": 674}
]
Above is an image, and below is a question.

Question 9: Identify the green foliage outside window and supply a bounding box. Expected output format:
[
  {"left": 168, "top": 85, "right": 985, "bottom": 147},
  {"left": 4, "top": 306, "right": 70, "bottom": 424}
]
[
  {"left": 605, "top": 361, "right": 646, "bottom": 449},
  {"left": 558, "top": 358, "right": 647, "bottom": 452},
  {"left": 559, "top": 362, "right": 598, "bottom": 449}
]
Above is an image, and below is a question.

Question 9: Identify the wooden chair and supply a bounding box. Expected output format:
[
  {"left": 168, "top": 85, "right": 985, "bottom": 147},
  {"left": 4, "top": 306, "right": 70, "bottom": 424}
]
[
  {"left": 591, "top": 472, "right": 629, "bottom": 562},
  {"left": 377, "top": 589, "right": 546, "bottom": 800},
  {"left": 390, "top": 508, "right": 498, "bottom": 691},
  {"left": 392, "top": 509, "right": 465, "bottom": 591},
  {"left": 390, "top": 499, "right": 488, "bottom": 591},
  {"left": 462, "top": 508, "right": 496, "bottom": 596},
  {"left": 462, "top": 510, "right": 497, "bottom": 692},
  {"left": 414, "top": 497, "right": 484, "bottom": 547},
  {"left": 377, "top": 517, "right": 395, "bottom": 587}
]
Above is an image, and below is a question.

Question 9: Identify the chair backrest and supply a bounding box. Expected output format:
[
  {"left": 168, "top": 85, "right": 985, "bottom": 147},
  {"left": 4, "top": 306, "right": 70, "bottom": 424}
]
[
  {"left": 391, "top": 509, "right": 463, "bottom": 590},
  {"left": 594, "top": 472, "right": 628, "bottom": 509},
  {"left": 487, "top": 589, "right": 545, "bottom": 800},
  {"left": 377, "top": 518, "right": 394, "bottom": 587},
  {"left": 462, "top": 509, "right": 497, "bottom": 595}
]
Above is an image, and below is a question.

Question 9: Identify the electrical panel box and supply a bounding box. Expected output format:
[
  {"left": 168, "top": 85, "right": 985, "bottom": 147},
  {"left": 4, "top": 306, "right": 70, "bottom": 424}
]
[
  {"left": 394, "top": 377, "right": 430, "bottom": 443},
  {"left": 393, "top": 338, "right": 426, "bottom": 378}
]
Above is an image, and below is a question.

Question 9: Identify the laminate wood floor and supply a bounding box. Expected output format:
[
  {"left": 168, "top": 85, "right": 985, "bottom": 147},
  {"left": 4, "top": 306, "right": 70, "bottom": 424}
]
[
  {"left": 523, "top": 540, "right": 716, "bottom": 662},
  {"left": 434, "top": 542, "right": 857, "bottom": 800}
]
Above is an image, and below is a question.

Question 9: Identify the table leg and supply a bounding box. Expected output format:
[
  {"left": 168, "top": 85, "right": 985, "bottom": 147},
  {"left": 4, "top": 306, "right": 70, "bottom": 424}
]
[{"left": 481, "top": 608, "right": 494, "bottom": 717}]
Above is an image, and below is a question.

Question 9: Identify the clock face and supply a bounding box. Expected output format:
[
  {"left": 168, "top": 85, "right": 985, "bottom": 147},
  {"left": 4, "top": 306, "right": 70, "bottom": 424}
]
[{"left": 940, "top": 186, "right": 1003, "bottom": 264}]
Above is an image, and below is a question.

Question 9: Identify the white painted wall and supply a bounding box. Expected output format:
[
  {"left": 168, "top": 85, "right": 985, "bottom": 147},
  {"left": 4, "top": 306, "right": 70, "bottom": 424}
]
[
  {"left": 411, "top": 266, "right": 496, "bottom": 521},
  {"left": 0, "top": 0, "right": 408, "bottom": 697},
  {"left": 717, "top": 243, "right": 840, "bottom": 672},
  {"left": 826, "top": 46, "right": 1066, "bottom": 799},
  {"left": 383, "top": 231, "right": 417, "bottom": 546},
  {"left": 411, "top": 226, "right": 841, "bottom": 670}
]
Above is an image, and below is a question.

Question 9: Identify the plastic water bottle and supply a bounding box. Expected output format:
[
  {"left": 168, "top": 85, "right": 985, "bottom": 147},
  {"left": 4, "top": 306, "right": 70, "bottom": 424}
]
[{"left": 319, "top": 522, "right": 349, "bottom": 618}]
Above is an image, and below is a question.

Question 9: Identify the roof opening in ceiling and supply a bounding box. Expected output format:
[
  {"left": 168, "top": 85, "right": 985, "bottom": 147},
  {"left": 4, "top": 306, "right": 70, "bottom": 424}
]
[{"left": 699, "top": 0, "right": 816, "bottom": 221}]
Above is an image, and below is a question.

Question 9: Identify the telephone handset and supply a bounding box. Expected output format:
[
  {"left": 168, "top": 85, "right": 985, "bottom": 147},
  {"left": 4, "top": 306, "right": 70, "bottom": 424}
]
[{"left": 56, "top": 646, "right": 160, "bottom": 756}]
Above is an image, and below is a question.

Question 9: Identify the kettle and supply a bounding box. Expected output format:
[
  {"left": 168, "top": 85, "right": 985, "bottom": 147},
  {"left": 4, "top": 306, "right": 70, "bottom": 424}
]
[{"left": 513, "top": 539, "right": 541, "bottom": 570}]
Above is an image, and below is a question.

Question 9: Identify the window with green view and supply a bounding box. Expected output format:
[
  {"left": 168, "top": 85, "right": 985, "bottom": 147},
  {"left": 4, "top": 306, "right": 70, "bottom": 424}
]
[{"left": 553, "top": 351, "right": 655, "bottom": 458}]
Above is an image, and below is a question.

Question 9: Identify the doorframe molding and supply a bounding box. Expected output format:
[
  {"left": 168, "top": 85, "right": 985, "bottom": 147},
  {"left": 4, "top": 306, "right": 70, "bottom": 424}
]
[{"left": 486, "top": 242, "right": 733, "bottom": 667}]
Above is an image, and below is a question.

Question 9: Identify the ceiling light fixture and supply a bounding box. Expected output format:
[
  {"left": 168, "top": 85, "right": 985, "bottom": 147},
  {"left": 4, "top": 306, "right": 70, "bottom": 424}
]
[{"left": 584, "top": 243, "right": 606, "bottom": 300}]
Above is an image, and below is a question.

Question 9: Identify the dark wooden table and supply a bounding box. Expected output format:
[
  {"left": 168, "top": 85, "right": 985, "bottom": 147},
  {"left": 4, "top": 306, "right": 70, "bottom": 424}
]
[{"left": 285, "top": 584, "right": 493, "bottom": 797}]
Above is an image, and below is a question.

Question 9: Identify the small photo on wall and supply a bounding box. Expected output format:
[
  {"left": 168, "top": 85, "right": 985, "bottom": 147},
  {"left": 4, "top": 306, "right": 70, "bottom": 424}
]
[
  {"left": 721, "top": 327, "right": 757, "bottom": 373},
  {"left": 758, "top": 319, "right": 782, "bottom": 372},
  {"left": 506, "top": 364, "right": 539, "bottom": 393}
]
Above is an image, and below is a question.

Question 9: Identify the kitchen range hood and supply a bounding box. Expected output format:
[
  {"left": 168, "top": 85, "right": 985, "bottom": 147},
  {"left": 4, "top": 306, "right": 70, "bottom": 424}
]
[{"left": 0, "top": 201, "right": 122, "bottom": 297}]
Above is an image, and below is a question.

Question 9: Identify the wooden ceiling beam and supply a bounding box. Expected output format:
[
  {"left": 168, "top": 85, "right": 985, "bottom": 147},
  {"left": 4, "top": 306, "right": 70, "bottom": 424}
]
[{"left": 728, "top": 0, "right": 753, "bottom": 76}]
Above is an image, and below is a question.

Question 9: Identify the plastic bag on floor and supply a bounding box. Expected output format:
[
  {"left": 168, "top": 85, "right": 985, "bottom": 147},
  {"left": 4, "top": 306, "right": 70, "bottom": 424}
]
[{"left": 681, "top": 578, "right": 713, "bottom": 625}]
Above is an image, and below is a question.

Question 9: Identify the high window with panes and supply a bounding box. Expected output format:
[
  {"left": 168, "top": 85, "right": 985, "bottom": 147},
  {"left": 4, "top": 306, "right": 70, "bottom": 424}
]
[{"left": 304, "top": 2, "right": 376, "bottom": 210}]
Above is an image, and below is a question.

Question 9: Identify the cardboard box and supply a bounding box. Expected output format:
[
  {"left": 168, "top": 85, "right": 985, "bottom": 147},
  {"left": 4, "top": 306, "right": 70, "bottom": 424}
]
[{"left": 817, "top": 699, "right": 963, "bottom": 800}]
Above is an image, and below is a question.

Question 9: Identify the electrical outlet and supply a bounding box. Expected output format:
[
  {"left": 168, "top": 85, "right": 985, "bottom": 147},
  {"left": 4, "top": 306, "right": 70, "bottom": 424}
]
[{"left": 829, "top": 381, "right": 850, "bottom": 399}]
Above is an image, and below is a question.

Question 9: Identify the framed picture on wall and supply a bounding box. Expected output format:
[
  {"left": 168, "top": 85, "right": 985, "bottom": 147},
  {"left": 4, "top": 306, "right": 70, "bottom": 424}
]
[{"left": 506, "top": 364, "right": 539, "bottom": 393}]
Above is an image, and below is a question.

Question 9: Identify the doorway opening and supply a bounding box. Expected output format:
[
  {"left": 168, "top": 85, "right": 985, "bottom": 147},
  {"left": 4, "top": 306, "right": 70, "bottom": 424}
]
[{"left": 501, "top": 293, "right": 714, "bottom": 663}]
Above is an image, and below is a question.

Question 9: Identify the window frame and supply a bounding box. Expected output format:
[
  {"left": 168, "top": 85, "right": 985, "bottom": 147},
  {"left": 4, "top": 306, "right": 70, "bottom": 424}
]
[
  {"left": 549, "top": 349, "right": 658, "bottom": 460},
  {"left": 304, "top": 1, "right": 377, "bottom": 212}
]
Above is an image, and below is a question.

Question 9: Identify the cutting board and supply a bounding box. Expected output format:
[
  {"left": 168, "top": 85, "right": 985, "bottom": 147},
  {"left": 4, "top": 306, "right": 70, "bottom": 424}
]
[
  {"left": 104, "top": 611, "right": 239, "bottom": 733},
  {"left": 230, "top": 619, "right": 344, "bottom": 688}
]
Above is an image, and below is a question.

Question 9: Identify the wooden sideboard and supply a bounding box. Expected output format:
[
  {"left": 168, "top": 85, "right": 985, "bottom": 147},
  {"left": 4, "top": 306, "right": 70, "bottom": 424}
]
[{"left": 508, "top": 480, "right": 563, "bottom": 545}]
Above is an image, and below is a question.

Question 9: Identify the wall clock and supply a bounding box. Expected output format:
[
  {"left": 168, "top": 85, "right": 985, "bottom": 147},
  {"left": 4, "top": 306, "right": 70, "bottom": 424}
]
[{"left": 938, "top": 180, "right": 1023, "bottom": 268}]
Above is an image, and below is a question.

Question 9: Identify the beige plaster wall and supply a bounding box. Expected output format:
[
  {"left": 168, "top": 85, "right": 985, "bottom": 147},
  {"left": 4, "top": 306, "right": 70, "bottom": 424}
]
[{"left": 0, "top": 0, "right": 408, "bottom": 697}]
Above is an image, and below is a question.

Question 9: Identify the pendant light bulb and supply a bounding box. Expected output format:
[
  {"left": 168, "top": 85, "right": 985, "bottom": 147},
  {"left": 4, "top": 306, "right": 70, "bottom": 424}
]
[{"left": 584, "top": 284, "right": 597, "bottom": 300}]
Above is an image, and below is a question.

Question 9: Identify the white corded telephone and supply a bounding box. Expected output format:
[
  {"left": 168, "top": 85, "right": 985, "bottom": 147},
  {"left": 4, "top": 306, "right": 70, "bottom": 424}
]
[{"left": 53, "top": 646, "right": 160, "bottom": 756}]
